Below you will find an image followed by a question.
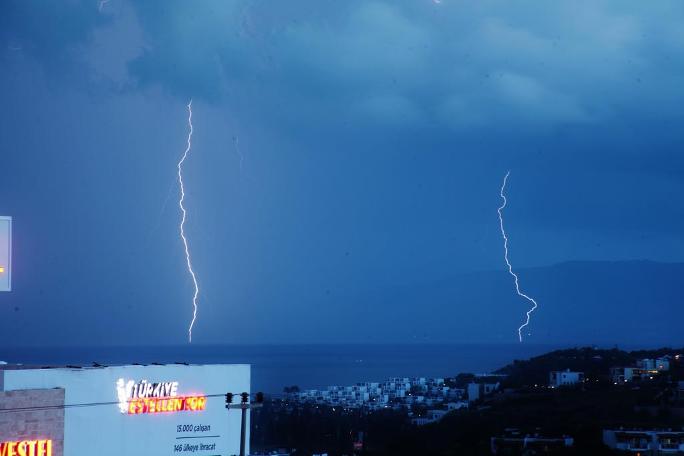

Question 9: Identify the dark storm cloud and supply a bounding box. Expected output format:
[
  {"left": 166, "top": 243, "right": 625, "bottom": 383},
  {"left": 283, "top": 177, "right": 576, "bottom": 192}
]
[
  {"left": 5, "top": 0, "right": 684, "bottom": 132},
  {"left": 0, "top": 0, "right": 110, "bottom": 69},
  {"left": 3, "top": 0, "right": 684, "bottom": 346},
  {"left": 6, "top": 0, "right": 683, "bottom": 245},
  {"left": 122, "top": 1, "right": 684, "bottom": 132},
  {"left": 126, "top": 1, "right": 247, "bottom": 100}
]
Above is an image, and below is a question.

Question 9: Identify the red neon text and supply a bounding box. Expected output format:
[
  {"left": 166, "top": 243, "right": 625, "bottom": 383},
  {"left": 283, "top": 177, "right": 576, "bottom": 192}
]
[
  {"left": 127, "top": 395, "right": 206, "bottom": 414},
  {"left": 0, "top": 440, "right": 52, "bottom": 456}
]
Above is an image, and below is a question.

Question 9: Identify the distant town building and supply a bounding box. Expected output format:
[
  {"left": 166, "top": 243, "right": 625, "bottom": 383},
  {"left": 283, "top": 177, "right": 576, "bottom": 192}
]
[
  {"left": 467, "top": 382, "right": 480, "bottom": 402},
  {"left": 294, "top": 376, "right": 472, "bottom": 411},
  {"left": 410, "top": 416, "right": 432, "bottom": 426},
  {"left": 657, "top": 357, "right": 671, "bottom": 371},
  {"left": 447, "top": 401, "right": 468, "bottom": 411},
  {"left": 610, "top": 356, "right": 671, "bottom": 384},
  {"left": 637, "top": 357, "right": 671, "bottom": 372},
  {"left": 610, "top": 367, "right": 642, "bottom": 384},
  {"left": 549, "top": 369, "right": 584, "bottom": 387},
  {"left": 603, "top": 429, "right": 684, "bottom": 454},
  {"left": 411, "top": 409, "right": 451, "bottom": 426},
  {"left": 490, "top": 429, "right": 574, "bottom": 455},
  {"left": 290, "top": 373, "right": 498, "bottom": 422},
  {"left": 467, "top": 381, "right": 500, "bottom": 402}
]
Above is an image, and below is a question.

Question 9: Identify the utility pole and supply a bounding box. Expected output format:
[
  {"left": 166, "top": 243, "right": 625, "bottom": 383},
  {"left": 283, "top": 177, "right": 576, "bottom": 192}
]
[{"left": 226, "top": 391, "right": 264, "bottom": 456}]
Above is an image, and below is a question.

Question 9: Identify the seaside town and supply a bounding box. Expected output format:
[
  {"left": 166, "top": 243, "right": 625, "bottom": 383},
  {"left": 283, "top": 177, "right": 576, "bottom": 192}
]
[
  {"left": 285, "top": 374, "right": 494, "bottom": 425},
  {"left": 283, "top": 354, "right": 677, "bottom": 422},
  {"left": 254, "top": 348, "right": 684, "bottom": 455}
]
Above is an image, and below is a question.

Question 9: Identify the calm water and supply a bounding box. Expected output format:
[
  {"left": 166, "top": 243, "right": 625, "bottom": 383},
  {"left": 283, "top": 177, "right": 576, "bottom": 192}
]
[{"left": 0, "top": 344, "right": 557, "bottom": 393}]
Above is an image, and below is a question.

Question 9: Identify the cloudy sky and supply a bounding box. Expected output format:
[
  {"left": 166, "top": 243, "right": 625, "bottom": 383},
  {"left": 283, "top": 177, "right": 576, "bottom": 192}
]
[{"left": 1, "top": 0, "right": 683, "bottom": 346}]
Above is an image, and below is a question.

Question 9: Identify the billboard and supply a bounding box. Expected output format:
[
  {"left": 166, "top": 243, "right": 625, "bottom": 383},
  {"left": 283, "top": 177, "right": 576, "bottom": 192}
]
[
  {"left": 2, "top": 364, "right": 250, "bottom": 456},
  {"left": 0, "top": 216, "right": 10, "bottom": 292}
]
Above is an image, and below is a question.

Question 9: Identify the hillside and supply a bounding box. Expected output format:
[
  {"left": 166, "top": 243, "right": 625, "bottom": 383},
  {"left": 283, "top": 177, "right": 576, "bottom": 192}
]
[{"left": 494, "top": 346, "right": 684, "bottom": 387}]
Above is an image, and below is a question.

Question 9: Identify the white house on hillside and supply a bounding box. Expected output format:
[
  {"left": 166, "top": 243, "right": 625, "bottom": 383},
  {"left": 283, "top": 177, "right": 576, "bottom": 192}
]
[{"left": 549, "top": 369, "right": 584, "bottom": 387}]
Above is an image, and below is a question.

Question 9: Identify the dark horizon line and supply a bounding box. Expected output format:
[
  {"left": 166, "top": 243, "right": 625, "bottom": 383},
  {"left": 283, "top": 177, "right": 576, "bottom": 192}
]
[{"left": 2, "top": 342, "right": 681, "bottom": 350}]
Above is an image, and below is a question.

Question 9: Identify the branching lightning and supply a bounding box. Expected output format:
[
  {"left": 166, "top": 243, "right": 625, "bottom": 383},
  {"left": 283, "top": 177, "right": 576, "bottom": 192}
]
[
  {"left": 178, "top": 99, "right": 200, "bottom": 343},
  {"left": 497, "top": 171, "right": 538, "bottom": 342}
]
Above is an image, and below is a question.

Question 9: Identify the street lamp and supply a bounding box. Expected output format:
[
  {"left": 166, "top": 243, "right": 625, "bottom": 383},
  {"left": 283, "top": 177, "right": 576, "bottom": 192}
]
[{"left": 226, "top": 391, "right": 264, "bottom": 456}]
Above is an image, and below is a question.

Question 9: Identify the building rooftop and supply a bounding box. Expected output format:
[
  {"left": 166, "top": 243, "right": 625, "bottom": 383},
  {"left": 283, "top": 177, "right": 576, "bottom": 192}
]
[{"left": 0, "top": 362, "right": 245, "bottom": 371}]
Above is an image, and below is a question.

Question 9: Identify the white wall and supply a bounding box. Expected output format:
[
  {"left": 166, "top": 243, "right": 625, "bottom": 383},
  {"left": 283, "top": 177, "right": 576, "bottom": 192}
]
[
  {"left": 4, "top": 364, "right": 250, "bottom": 456},
  {"left": 551, "top": 371, "right": 582, "bottom": 386},
  {"left": 467, "top": 383, "right": 480, "bottom": 402}
]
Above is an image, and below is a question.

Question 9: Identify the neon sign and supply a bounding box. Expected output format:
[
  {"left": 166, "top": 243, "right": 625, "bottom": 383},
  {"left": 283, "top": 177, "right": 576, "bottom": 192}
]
[
  {"left": 0, "top": 440, "right": 52, "bottom": 456},
  {"left": 127, "top": 395, "right": 206, "bottom": 414},
  {"left": 116, "top": 379, "right": 206, "bottom": 415}
]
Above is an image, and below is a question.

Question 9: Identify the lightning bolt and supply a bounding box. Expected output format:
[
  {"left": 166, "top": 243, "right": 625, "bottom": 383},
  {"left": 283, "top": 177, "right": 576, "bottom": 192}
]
[
  {"left": 497, "top": 171, "right": 538, "bottom": 342},
  {"left": 233, "top": 135, "right": 244, "bottom": 173},
  {"left": 178, "top": 99, "right": 199, "bottom": 343}
]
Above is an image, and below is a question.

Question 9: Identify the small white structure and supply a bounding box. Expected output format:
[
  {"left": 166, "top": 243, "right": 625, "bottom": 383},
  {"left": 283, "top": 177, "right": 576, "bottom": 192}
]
[
  {"left": 656, "top": 357, "right": 671, "bottom": 371},
  {"left": 447, "top": 401, "right": 468, "bottom": 411},
  {"left": 603, "top": 429, "right": 684, "bottom": 453},
  {"left": 467, "top": 382, "right": 500, "bottom": 402},
  {"left": 638, "top": 359, "right": 656, "bottom": 370},
  {"left": 411, "top": 409, "right": 450, "bottom": 426},
  {"left": 0, "top": 216, "right": 11, "bottom": 292},
  {"left": 549, "top": 369, "right": 584, "bottom": 387},
  {"left": 411, "top": 417, "right": 432, "bottom": 426},
  {"left": 484, "top": 383, "right": 499, "bottom": 394},
  {"left": 428, "top": 409, "right": 448, "bottom": 420},
  {"left": 610, "top": 367, "right": 639, "bottom": 384},
  {"left": 636, "top": 358, "right": 671, "bottom": 371},
  {"left": 467, "top": 382, "right": 481, "bottom": 402}
]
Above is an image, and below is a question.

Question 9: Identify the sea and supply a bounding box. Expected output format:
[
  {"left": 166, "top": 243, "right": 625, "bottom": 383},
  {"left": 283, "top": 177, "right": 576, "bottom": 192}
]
[{"left": 0, "top": 344, "right": 558, "bottom": 394}]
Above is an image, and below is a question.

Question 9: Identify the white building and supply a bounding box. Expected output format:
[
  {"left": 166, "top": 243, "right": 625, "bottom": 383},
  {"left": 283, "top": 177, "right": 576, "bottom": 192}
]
[
  {"left": 467, "top": 382, "right": 481, "bottom": 402},
  {"left": 411, "top": 417, "right": 432, "bottom": 426},
  {"left": 467, "top": 382, "right": 500, "bottom": 402},
  {"left": 491, "top": 430, "right": 574, "bottom": 454},
  {"left": 636, "top": 357, "right": 671, "bottom": 372},
  {"left": 411, "top": 409, "right": 450, "bottom": 426},
  {"left": 0, "top": 363, "right": 250, "bottom": 456},
  {"left": 656, "top": 357, "right": 671, "bottom": 371},
  {"left": 447, "top": 401, "right": 468, "bottom": 411},
  {"left": 549, "top": 369, "right": 584, "bottom": 387},
  {"left": 603, "top": 429, "right": 684, "bottom": 454}
]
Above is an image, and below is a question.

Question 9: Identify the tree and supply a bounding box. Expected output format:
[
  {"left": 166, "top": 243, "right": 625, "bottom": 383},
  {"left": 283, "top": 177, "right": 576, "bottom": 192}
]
[{"left": 283, "top": 385, "right": 300, "bottom": 394}]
